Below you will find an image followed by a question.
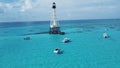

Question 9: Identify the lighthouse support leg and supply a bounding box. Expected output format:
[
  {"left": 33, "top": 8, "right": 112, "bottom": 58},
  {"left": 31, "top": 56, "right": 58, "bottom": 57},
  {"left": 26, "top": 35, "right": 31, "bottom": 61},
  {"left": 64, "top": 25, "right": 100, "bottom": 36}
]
[{"left": 49, "top": 27, "right": 61, "bottom": 34}]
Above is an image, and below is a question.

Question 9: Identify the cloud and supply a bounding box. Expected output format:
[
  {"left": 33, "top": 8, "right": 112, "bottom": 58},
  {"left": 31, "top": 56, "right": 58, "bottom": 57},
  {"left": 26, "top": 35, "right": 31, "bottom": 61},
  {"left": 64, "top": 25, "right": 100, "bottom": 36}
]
[
  {"left": 0, "top": 0, "right": 34, "bottom": 13},
  {"left": 0, "top": 2, "right": 2, "bottom": 7},
  {"left": 0, "top": 8, "right": 4, "bottom": 13},
  {"left": 5, "top": 3, "right": 13, "bottom": 10},
  {"left": 0, "top": 2, "right": 14, "bottom": 13},
  {"left": 79, "top": 5, "right": 117, "bottom": 12},
  {"left": 0, "top": 2, "right": 4, "bottom": 13},
  {"left": 20, "top": 0, "right": 33, "bottom": 12}
]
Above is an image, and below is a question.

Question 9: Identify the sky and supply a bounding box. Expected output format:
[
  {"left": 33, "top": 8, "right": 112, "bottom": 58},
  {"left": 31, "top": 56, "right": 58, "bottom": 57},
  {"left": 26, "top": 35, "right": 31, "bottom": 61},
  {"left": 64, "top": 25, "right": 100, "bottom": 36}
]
[{"left": 0, "top": 0, "right": 120, "bottom": 22}]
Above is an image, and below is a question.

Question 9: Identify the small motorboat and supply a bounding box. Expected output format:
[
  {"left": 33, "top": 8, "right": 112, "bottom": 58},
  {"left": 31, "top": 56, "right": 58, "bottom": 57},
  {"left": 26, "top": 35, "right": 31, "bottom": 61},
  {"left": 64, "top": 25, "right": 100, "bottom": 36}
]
[
  {"left": 62, "top": 38, "right": 70, "bottom": 43},
  {"left": 103, "top": 33, "right": 109, "bottom": 38},
  {"left": 54, "top": 48, "right": 60, "bottom": 54},
  {"left": 24, "top": 36, "right": 30, "bottom": 40}
]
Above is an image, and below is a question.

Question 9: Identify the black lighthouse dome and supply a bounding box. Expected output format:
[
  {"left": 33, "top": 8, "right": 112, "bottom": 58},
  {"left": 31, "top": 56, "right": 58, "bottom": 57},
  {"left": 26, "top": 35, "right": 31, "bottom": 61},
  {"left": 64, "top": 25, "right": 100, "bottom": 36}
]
[{"left": 52, "top": 2, "right": 56, "bottom": 9}]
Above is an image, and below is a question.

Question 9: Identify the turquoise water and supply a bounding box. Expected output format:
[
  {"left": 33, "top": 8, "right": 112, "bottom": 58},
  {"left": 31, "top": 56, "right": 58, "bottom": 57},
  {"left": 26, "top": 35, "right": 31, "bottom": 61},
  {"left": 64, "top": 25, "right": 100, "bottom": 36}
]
[{"left": 0, "top": 19, "right": 120, "bottom": 68}]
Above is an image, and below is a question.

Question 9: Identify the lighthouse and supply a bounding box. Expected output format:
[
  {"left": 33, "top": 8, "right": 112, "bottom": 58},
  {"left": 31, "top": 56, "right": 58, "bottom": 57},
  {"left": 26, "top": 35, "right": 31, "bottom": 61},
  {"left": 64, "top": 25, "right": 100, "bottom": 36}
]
[{"left": 49, "top": 2, "right": 65, "bottom": 35}]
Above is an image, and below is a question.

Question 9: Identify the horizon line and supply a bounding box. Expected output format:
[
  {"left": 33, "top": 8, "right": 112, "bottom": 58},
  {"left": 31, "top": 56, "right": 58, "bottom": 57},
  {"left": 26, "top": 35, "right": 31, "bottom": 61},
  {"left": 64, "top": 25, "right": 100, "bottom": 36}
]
[{"left": 0, "top": 18, "right": 120, "bottom": 23}]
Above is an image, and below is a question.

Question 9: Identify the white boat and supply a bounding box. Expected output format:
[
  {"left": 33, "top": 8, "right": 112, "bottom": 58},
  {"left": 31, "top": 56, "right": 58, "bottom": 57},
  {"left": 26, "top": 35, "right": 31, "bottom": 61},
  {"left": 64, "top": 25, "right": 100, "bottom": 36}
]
[
  {"left": 53, "top": 48, "right": 60, "bottom": 54},
  {"left": 54, "top": 50, "right": 59, "bottom": 54},
  {"left": 62, "top": 38, "right": 70, "bottom": 43},
  {"left": 103, "top": 33, "right": 109, "bottom": 38}
]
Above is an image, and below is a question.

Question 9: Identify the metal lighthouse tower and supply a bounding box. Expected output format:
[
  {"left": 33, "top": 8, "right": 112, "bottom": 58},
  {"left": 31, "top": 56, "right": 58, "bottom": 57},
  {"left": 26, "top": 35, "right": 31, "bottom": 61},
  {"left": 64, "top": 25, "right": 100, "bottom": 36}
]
[{"left": 49, "top": 2, "right": 65, "bottom": 35}]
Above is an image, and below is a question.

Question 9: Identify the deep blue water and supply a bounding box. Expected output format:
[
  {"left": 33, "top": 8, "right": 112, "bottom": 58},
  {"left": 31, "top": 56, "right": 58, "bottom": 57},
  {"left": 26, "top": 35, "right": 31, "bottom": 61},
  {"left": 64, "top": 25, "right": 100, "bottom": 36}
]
[{"left": 0, "top": 19, "right": 120, "bottom": 68}]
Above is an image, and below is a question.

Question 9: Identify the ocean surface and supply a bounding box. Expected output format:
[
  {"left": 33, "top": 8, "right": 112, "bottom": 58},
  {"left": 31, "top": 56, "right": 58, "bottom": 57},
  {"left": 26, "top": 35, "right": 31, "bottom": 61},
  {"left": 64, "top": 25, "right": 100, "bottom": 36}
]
[{"left": 0, "top": 19, "right": 120, "bottom": 68}]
